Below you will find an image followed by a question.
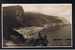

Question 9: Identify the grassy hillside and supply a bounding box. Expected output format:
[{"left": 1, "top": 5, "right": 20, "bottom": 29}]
[{"left": 21, "top": 12, "right": 64, "bottom": 27}]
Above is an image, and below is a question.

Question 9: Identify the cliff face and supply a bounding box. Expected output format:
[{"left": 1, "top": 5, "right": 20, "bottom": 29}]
[
  {"left": 3, "top": 6, "right": 24, "bottom": 28},
  {"left": 3, "top": 6, "right": 25, "bottom": 42}
]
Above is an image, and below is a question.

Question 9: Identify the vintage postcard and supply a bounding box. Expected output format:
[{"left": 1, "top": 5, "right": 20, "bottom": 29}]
[{"left": 2, "top": 4, "right": 72, "bottom": 48}]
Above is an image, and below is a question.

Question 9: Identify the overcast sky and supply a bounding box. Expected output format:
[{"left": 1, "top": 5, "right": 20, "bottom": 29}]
[{"left": 2, "top": 4, "right": 72, "bottom": 24}]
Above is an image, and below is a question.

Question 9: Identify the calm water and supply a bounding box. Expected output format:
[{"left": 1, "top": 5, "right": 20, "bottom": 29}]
[{"left": 46, "top": 24, "right": 72, "bottom": 46}]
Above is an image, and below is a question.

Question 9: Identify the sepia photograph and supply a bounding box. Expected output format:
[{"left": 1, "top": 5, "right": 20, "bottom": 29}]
[{"left": 2, "top": 4, "right": 72, "bottom": 48}]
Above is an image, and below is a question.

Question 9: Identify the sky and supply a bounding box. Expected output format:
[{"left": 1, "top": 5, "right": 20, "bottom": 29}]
[{"left": 2, "top": 4, "right": 72, "bottom": 24}]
